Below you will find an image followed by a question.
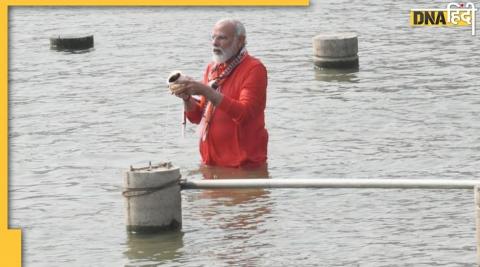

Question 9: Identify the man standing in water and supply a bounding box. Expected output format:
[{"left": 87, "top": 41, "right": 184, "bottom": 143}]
[{"left": 169, "top": 18, "right": 268, "bottom": 168}]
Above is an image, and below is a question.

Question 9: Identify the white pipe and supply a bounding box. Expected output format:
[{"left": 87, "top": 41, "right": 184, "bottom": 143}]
[{"left": 180, "top": 178, "right": 480, "bottom": 190}]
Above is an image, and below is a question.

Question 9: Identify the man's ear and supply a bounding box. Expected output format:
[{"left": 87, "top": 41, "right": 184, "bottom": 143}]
[{"left": 238, "top": 35, "right": 246, "bottom": 47}]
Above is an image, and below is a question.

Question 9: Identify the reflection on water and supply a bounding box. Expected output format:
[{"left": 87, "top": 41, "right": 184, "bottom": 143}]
[
  {"left": 313, "top": 67, "right": 359, "bottom": 83},
  {"left": 207, "top": 190, "right": 271, "bottom": 266},
  {"left": 51, "top": 48, "right": 96, "bottom": 54},
  {"left": 197, "top": 190, "right": 272, "bottom": 266},
  {"left": 197, "top": 163, "right": 270, "bottom": 179},
  {"left": 199, "top": 188, "right": 271, "bottom": 227},
  {"left": 124, "top": 232, "right": 184, "bottom": 267},
  {"left": 196, "top": 163, "right": 271, "bottom": 231},
  {"left": 9, "top": 3, "right": 480, "bottom": 266},
  {"left": 197, "top": 165, "right": 272, "bottom": 266}
]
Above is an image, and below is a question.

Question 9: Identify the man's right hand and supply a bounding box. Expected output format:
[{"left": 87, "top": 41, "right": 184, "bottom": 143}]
[{"left": 170, "top": 80, "right": 223, "bottom": 106}]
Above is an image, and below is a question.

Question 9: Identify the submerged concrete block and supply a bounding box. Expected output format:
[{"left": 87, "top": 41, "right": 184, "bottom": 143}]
[
  {"left": 50, "top": 34, "right": 94, "bottom": 51},
  {"left": 313, "top": 32, "right": 358, "bottom": 69}
]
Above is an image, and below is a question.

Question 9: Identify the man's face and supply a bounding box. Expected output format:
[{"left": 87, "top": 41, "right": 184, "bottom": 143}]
[{"left": 211, "top": 22, "right": 241, "bottom": 63}]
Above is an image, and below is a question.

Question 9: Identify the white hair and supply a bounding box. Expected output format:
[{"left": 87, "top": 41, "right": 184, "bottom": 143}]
[{"left": 215, "top": 18, "right": 246, "bottom": 38}]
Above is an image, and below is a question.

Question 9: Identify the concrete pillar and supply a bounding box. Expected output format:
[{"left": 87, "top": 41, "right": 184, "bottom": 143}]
[
  {"left": 50, "top": 34, "right": 94, "bottom": 51},
  {"left": 475, "top": 186, "right": 480, "bottom": 265},
  {"left": 123, "top": 162, "right": 182, "bottom": 233},
  {"left": 313, "top": 32, "right": 358, "bottom": 69}
]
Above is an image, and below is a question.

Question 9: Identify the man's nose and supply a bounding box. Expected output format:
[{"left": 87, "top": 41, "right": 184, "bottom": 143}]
[{"left": 211, "top": 36, "right": 219, "bottom": 46}]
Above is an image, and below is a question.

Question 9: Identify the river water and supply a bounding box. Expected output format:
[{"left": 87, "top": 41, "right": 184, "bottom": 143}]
[{"left": 8, "top": 1, "right": 480, "bottom": 266}]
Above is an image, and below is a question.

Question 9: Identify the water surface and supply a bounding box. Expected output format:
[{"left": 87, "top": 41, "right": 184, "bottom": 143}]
[{"left": 9, "top": 1, "right": 480, "bottom": 266}]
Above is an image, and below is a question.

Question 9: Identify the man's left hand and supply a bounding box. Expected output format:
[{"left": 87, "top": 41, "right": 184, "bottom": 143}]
[
  {"left": 170, "top": 80, "right": 223, "bottom": 106},
  {"left": 170, "top": 80, "right": 211, "bottom": 97}
]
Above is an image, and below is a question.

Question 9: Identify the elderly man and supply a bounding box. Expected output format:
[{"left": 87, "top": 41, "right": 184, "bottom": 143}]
[{"left": 170, "top": 19, "right": 268, "bottom": 168}]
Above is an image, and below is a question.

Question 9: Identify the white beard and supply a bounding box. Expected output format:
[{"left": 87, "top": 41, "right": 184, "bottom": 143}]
[{"left": 212, "top": 45, "right": 236, "bottom": 63}]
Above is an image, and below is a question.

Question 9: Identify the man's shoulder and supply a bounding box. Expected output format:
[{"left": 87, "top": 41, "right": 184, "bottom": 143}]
[
  {"left": 243, "top": 54, "right": 266, "bottom": 73},
  {"left": 245, "top": 54, "right": 265, "bottom": 67}
]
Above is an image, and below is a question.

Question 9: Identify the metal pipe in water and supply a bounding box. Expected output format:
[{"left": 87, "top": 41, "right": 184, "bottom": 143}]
[{"left": 180, "top": 178, "right": 480, "bottom": 190}]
